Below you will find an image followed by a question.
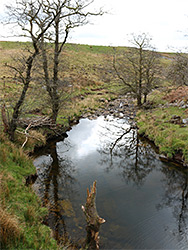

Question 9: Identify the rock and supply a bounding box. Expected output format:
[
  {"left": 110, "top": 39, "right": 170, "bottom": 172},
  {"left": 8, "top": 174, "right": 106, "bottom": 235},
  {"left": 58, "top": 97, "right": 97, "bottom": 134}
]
[
  {"left": 119, "top": 102, "right": 123, "bottom": 108},
  {"left": 108, "top": 103, "right": 115, "bottom": 107},
  {"left": 182, "top": 118, "right": 188, "bottom": 124},
  {"left": 159, "top": 154, "right": 169, "bottom": 162},
  {"left": 178, "top": 100, "right": 185, "bottom": 107},
  {"left": 170, "top": 115, "right": 182, "bottom": 124},
  {"left": 182, "top": 104, "right": 188, "bottom": 109},
  {"left": 99, "top": 98, "right": 106, "bottom": 102},
  {"left": 119, "top": 113, "right": 124, "bottom": 118},
  {"left": 82, "top": 114, "right": 89, "bottom": 118}
]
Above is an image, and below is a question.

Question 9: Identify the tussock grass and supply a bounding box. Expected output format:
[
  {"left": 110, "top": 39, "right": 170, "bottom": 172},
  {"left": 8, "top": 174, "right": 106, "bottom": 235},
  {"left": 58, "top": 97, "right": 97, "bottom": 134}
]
[
  {"left": 0, "top": 207, "right": 22, "bottom": 248},
  {"left": 14, "top": 129, "right": 46, "bottom": 153},
  {"left": 137, "top": 106, "right": 188, "bottom": 163}
]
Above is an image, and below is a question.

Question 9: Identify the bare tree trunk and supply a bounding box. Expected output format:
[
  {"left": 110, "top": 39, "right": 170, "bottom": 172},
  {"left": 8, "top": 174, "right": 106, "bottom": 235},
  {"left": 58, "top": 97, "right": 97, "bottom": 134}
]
[
  {"left": 82, "top": 181, "right": 105, "bottom": 249},
  {"left": 51, "top": 16, "right": 61, "bottom": 124},
  {"left": 1, "top": 104, "right": 9, "bottom": 133},
  {"left": 144, "top": 93, "right": 147, "bottom": 103},
  {"left": 137, "top": 46, "right": 143, "bottom": 107},
  {"left": 137, "top": 94, "right": 142, "bottom": 106},
  {"left": 8, "top": 54, "right": 38, "bottom": 141}
]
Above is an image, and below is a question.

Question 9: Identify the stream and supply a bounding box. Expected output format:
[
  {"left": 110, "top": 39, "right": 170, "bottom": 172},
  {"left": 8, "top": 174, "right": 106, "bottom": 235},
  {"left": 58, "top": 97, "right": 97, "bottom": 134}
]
[{"left": 33, "top": 115, "right": 188, "bottom": 249}]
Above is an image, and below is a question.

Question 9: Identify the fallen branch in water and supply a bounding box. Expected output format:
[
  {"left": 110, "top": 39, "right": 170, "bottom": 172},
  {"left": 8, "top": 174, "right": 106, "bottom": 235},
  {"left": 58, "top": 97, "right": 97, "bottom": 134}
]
[{"left": 82, "top": 181, "right": 105, "bottom": 249}]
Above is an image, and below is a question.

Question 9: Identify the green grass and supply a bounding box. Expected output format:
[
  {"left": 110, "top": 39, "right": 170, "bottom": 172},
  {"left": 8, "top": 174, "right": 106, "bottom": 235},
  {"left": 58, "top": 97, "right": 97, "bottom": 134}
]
[
  {"left": 0, "top": 41, "right": 32, "bottom": 49},
  {"left": 137, "top": 106, "right": 188, "bottom": 163},
  {"left": 0, "top": 134, "right": 58, "bottom": 249},
  {"left": 64, "top": 43, "right": 115, "bottom": 54}
]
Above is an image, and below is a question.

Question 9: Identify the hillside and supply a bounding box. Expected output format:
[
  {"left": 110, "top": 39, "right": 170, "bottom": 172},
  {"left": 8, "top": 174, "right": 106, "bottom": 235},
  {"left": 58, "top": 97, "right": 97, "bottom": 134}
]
[
  {"left": 0, "top": 41, "right": 172, "bottom": 125},
  {"left": 1, "top": 41, "right": 187, "bottom": 162}
]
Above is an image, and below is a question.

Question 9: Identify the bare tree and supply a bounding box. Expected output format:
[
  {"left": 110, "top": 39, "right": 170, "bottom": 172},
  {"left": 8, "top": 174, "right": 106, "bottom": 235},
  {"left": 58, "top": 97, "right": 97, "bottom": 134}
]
[
  {"left": 113, "top": 33, "right": 160, "bottom": 106},
  {"left": 4, "top": 1, "right": 50, "bottom": 140},
  {"left": 143, "top": 49, "right": 160, "bottom": 103},
  {"left": 3, "top": 0, "right": 103, "bottom": 140},
  {"left": 33, "top": 0, "right": 103, "bottom": 123},
  {"left": 167, "top": 51, "right": 188, "bottom": 86}
]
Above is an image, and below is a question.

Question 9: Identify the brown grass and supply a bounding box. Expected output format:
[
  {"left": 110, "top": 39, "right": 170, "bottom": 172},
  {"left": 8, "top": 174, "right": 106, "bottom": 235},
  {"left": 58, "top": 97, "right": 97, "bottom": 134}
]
[
  {"left": 0, "top": 206, "right": 22, "bottom": 247},
  {"left": 164, "top": 86, "right": 188, "bottom": 103},
  {"left": 0, "top": 145, "right": 7, "bottom": 163}
]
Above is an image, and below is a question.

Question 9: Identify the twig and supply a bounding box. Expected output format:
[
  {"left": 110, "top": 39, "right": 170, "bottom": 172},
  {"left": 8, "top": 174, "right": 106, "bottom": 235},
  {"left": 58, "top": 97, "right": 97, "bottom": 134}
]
[{"left": 21, "top": 123, "right": 32, "bottom": 148}]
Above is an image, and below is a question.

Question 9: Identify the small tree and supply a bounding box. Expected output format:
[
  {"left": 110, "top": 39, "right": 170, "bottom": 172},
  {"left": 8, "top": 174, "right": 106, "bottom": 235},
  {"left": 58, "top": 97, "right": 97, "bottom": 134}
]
[
  {"left": 167, "top": 52, "right": 188, "bottom": 86},
  {"left": 113, "top": 33, "right": 160, "bottom": 106}
]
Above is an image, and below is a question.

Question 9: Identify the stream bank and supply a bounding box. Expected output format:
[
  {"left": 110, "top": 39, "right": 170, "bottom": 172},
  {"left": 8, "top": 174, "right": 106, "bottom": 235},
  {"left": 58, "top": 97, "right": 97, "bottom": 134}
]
[
  {"left": 29, "top": 92, "right": 188, "bottom": 249},
  {"left": 35, "top": 92, "right": 188, "bottom": 168},
  {"left": 63, "top": 93, "right": 188, "bottom": 168}
]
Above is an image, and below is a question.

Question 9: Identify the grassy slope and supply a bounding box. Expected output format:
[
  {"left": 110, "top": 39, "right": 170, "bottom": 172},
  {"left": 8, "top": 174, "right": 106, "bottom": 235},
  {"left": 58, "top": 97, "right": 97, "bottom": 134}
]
[
  {"left": 0, "top": 41, "right": 121, "bottom": 129},
  {"left": 0, "top": 134, "right": 57, "bottom": 249}
]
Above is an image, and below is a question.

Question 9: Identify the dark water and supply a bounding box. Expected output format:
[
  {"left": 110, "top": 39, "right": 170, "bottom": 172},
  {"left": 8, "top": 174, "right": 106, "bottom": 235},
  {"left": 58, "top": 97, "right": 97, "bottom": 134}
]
[{"left": 33, "top": 116, "right": 188, "bottom": 249}]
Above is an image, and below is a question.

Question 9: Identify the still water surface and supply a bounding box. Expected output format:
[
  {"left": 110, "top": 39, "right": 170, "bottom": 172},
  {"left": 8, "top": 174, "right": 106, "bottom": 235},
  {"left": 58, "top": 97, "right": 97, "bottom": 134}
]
[{"left": 33, "top": 116, "right": 188, "bottom": 249}]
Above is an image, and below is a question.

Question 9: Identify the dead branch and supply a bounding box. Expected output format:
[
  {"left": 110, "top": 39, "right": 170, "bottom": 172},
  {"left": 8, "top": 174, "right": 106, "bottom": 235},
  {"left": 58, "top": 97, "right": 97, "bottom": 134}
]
[
  {"left": 17, "top": 129, "right": 42, "bottom": 142},
  {"left": 18, "top": 116, "right": 56, "bottom": 128},
  {"left": 21, "top": 123, "right": 32, "bottom": 148},
  {"left": 82, "top": 181, "right": 105, "bottom": 250}
]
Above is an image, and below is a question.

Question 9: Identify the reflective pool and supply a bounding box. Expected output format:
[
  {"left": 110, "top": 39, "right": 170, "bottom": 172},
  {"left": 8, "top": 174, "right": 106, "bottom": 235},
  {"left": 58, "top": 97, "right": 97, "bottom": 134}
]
[{"left": 33, "top": 116, "right": 188, "bottom": 249}]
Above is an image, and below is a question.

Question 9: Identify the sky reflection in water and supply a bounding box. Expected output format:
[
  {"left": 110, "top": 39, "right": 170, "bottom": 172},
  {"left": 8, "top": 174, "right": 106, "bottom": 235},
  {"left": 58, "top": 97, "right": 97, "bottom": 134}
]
[{"left": 33, "top": 116, "right": 188, "bottom": 249}]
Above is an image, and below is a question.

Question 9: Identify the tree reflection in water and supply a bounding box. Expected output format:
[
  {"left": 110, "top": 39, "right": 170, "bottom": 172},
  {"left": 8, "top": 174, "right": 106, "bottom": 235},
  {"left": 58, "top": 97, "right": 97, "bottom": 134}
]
[
  {"left": 33, "top": 116, "right": 188, "bottom": 248},
  {"left": 157, "top": 166, "right": 188, "bottom": 243},
  {"left": 34, "top": 141, "right": 78, "bottom": 246},
  {"left": 98, "top": 118, "right": 156, "bottom": 186},
  {"left": 98, "top": 117, "right": 188, "bottom": 242},
  {"left": 98, "top": 117, "right": 188, "bottom": 245}
]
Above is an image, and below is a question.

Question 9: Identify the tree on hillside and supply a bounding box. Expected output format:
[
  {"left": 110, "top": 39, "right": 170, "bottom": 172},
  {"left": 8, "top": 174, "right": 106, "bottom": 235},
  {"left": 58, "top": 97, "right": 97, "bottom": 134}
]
[
  {"left": 167, "top": 52, "right": 188, "bottom": 86},
  {"left": 4, "top": 0, "right": 61, "bottom": 140},
  {"left": 3, "top": 0, "right": 103, "bottom": 140},
  {"left": 37, "top": 0, "right": 103, "bottom": 123},
  {"left": 113, "top": 33, "right": 160, "bottom": 106}
]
